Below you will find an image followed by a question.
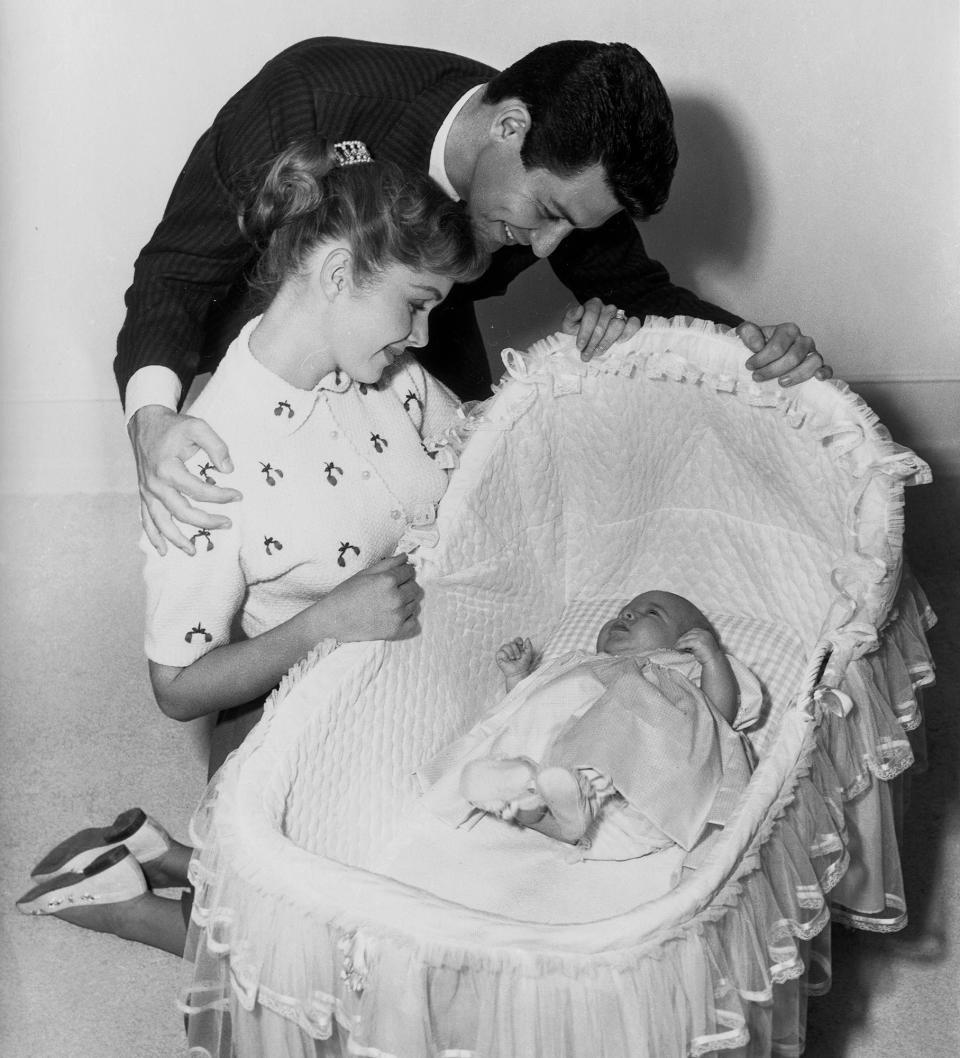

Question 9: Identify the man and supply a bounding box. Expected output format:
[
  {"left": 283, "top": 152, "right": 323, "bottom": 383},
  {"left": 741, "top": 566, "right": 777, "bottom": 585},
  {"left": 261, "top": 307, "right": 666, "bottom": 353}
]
[{"left": 117, "top": 38, "right": 829, "bottom": 555}]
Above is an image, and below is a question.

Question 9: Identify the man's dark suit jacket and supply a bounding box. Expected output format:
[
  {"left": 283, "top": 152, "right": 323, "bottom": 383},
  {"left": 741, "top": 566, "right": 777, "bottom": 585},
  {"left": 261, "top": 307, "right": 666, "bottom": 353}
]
[{"left": 115, "top": 37, "right": 740, "bottom": 404}]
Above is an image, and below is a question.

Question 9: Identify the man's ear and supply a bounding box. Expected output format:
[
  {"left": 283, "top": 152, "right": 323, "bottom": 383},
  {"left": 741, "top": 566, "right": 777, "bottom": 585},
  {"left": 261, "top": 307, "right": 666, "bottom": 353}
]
[
  {"left": 489, "top": 98, "right": 531, "bottom": 146},
  {"left": 316, "top": 246, "right": 354, "bottom": 300}
]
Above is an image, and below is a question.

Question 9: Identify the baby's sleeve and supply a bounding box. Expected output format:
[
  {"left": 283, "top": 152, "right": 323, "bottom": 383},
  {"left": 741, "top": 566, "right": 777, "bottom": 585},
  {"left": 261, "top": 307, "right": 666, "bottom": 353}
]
[
  {"left": 728, "top": 655, "right": 764, "bottom": 731},
  {"left": 140, "top": 517, "right": 247, "bottom": 669}
]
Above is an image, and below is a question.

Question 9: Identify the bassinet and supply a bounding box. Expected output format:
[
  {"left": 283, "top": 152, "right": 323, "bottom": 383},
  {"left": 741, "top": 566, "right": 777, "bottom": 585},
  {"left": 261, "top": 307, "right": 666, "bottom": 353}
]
[{"left": 183, "top": 318, "right": 935, "bottom": 1058}]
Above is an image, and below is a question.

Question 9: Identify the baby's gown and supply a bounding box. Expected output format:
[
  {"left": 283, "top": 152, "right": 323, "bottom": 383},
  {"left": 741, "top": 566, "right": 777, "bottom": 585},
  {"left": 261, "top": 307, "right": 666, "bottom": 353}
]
[{"left": 418, "top": 649, "right": 762, "bottom": 861}]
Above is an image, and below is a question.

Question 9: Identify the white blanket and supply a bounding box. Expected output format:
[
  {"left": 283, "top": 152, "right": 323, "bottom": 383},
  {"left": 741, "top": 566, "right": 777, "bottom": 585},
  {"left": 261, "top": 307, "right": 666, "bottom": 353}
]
[{"left": 372, "top": 802, "right": 685, "bottom": 925}]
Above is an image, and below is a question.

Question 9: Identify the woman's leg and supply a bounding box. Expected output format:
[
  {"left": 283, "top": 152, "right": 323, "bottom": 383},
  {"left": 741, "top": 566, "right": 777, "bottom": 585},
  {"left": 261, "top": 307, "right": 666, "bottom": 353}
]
[
  {"left": 42, "top": 838, "right": 196, "bottom": 956},
  {"left": 141, "top": 839, "right": 194, "bottom": 889},
  {"left": 53, "top": 890, "right": 189, "bottom": 956},
  {"left": 207, "top": 691, "right": 267, "bottom": 780}
]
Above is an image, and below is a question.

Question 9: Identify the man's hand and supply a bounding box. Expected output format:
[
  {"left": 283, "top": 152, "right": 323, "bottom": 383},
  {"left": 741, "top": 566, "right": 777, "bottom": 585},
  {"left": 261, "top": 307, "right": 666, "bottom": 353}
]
[
  {"left": 129, "top": 405, "right": 242, "bottom": 556},
  {"left": 737, "top": 322, "right": 833, "bottom": 387},
  {"left": 561, "top": 299, "right": 643, "bottom": 360}
]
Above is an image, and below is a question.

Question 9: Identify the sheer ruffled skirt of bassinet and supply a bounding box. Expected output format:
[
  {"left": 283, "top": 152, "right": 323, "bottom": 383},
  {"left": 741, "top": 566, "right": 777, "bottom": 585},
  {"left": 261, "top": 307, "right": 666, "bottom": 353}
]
[{"left": 180, "top": 319, "right": 936, "bottom": 1058}]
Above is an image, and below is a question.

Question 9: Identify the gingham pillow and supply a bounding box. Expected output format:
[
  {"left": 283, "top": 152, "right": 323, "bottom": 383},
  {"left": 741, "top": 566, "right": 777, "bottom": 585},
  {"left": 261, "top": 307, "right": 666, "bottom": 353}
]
[{"left": 540, "top": 598, "right": 807, "bottom": 748}]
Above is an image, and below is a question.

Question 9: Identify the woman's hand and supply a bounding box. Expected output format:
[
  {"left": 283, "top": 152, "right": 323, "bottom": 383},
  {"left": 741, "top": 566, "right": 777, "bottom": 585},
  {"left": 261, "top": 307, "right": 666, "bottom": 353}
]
[
  {"left": 561, "top": 299, "right": 642, "bottom": 360},
  {"left": 318, "top": 553, "right": 424, "bottom": 642}
]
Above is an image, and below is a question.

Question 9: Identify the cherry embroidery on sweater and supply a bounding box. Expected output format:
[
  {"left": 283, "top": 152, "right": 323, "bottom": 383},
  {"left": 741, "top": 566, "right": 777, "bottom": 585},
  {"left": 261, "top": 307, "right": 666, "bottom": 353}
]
[
  {"left": 274, "top": 400, "right": 294, "bottom": 419},
  {"left": 370, "top": 433, "right": 388, "bottom": 453},
  {"left": 337, "top": 541, "right": 360, "bottom": 567},
  {"left": 264, "top": 536, "right": 283, "bottom": 555},
  {"left": 403, "top": 390, "right": 422, "bottom": 412},
  {"left": 324, "top": 462, "right": 344, "bottom": 486},
  {"left": 185, "top": 623, "right": 213, "bottom": 644},
  {"left": 190, "top": 529, "right": 214, "bottom": 552},
  {"left": 198, "top": 462, "right": 216, "bottom": 484},
  {"left": 259, "top": 462, "right": 284, "bottom": 486},
  {"left": 358, "top": 382, "right": 379, "bottom": 395}
]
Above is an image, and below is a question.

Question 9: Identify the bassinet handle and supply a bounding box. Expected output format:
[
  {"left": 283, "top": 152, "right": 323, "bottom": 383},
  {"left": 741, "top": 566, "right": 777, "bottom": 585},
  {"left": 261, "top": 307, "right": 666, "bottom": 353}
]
[{"left": 797, "top": 639, "right": 854, "bottom": 720}]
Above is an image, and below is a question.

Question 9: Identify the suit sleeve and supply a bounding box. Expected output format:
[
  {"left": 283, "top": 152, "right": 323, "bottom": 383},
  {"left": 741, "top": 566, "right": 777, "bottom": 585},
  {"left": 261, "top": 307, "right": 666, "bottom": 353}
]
[
  {"left": 114, "top": 57, "right": 321, "bottom": 407},
  {"left": 547, "top": 212, "right": 743, "bottom": 328}
]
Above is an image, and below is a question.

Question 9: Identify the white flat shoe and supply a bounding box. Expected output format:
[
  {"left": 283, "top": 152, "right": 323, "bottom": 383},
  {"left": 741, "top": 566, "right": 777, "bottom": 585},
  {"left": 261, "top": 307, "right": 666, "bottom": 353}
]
[
  {"left": 17, "top": 846, "right": 147, "bottom": 916},
  {"left": 30, "top": 807, "right": 170, "bottom": 882}
]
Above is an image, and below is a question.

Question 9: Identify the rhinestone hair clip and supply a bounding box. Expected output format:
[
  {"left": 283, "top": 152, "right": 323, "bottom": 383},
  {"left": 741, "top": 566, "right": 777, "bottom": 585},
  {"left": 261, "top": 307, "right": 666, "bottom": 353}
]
[{"left": 333, "top": 140, "right": 373, "bottom": 167}]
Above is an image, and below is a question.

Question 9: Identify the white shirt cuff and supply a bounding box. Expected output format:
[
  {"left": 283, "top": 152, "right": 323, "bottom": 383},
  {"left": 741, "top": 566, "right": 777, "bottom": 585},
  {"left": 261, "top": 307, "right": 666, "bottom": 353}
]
[{"left": 124, "top": 366, "right": 182, "bottom": 423}]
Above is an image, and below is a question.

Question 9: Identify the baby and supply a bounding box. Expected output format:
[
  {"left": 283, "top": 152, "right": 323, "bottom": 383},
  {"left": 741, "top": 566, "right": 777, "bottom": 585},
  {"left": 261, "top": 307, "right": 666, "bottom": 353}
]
[{"left": 418, "top": 591, "right": 761, "bottom": 860}]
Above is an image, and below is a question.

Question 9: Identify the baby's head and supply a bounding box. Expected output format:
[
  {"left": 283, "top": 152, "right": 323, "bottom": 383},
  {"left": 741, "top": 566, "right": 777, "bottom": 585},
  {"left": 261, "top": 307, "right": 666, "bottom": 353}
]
[{"left": 595, "top": 590, "right": 711, "bottom": 655}]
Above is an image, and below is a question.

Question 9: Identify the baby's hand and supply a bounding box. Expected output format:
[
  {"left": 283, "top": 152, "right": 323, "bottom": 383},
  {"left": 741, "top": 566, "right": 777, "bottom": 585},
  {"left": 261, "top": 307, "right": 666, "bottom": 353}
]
[
  {"left": 496, "top": 636, "right": 535, "bottom": 679},
  {"left": 675, "top": 627, "right": 722, "bottom": 666}
]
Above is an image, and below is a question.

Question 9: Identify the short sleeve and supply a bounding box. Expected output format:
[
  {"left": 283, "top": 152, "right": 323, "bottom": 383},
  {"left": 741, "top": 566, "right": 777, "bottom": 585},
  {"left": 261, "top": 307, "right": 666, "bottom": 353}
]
[
  {"left": 729, "top": 655, "right": 764, "bottom": 731},
  {"left": 141, "top": 518, "right": 247, "bottom": 668},
  {"left": 392, "top": 359, "right": 461, "bottom": 444}
]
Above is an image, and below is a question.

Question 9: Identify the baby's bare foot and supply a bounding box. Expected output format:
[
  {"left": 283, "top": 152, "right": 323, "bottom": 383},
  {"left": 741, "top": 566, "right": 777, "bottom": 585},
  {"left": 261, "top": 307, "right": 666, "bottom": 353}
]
[
  {"left": 534, "top": 767, "right": 596, "bottom": 843},
  {"left": 460, "top": 757, "right": 539, "bottom": 816}
]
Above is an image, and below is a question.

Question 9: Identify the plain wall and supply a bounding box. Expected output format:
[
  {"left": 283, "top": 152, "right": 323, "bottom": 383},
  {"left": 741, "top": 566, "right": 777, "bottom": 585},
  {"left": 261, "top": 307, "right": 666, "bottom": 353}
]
[{"left": 1, "top": 0, "right": 957, "bottom": 494}]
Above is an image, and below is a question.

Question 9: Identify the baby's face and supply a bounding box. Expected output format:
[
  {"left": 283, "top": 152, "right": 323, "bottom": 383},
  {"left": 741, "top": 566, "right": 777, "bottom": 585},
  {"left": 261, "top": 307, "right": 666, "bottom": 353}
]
[{"left": 595, "top": 591, "right": 700, "bottom": 655}]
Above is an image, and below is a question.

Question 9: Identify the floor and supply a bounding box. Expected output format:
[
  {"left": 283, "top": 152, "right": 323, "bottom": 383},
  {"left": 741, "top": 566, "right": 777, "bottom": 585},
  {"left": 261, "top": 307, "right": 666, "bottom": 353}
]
[
  {"left": 0, "top": 496, "right": 208, "bottom": 1057},
  {"left": 0, "top": 492, "right": 957, "bottom": 1057}
]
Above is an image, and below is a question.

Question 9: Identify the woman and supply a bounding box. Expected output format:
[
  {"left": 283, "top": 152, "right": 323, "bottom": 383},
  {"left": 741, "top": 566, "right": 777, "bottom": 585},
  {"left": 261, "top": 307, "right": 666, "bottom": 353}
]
[{"left": 16, "top": 136, "right": 488, "bottom": 955}]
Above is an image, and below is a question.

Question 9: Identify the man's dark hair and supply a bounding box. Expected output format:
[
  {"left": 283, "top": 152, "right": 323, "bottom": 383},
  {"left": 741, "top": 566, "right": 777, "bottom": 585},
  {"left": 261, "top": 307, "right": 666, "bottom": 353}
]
[{"left": 483, "top": 40, "right": 677, "bottom": 219}]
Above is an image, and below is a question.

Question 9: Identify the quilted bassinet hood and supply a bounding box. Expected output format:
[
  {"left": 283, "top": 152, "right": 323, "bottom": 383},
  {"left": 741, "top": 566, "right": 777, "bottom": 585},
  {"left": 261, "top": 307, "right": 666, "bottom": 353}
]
[{"left": 183, "top": 319, "right": 933, "bottom": 1058}]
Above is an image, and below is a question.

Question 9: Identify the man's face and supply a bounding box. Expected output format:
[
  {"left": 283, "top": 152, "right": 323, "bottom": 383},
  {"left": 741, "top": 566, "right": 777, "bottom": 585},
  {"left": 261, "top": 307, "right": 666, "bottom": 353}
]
[{"left": 466, "top": 138, "right": 621, "bottom": 258}]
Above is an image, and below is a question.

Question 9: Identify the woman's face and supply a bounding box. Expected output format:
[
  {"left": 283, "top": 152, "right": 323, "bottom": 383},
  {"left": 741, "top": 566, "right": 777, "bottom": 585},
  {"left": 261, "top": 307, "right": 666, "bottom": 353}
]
[{"left": 336, "top": 263, "right": 453, "bottom": 384}]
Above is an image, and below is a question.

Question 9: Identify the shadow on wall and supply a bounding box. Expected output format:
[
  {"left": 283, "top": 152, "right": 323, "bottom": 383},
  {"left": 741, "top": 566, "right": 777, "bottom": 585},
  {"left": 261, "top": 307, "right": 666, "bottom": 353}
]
[
  {"left": 642, "top": 92, "right": 758, "bottom": 290},
  {"left": 851, "top": 382, "right": 960, "bottom": 575},
  {"left": 476, "top": 92, "right": 758, "bottom": 375}
]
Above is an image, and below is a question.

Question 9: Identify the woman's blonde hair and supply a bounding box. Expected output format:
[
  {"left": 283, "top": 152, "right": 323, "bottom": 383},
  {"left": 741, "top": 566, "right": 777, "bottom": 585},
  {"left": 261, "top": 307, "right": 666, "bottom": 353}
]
[{"left": 239, "top": 137, "right": 488, "bottom": 304}]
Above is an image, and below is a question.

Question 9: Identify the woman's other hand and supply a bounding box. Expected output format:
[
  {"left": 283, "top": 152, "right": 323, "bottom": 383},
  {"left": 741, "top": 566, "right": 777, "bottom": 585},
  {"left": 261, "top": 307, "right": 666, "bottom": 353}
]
[{"left": 320, "top": 553, "right": 424, "bottom": 642}]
